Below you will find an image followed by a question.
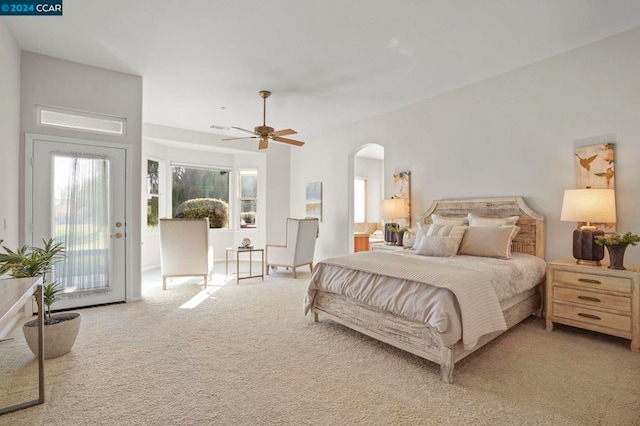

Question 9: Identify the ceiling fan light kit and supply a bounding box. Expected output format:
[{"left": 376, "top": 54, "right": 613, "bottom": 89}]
[{"left": 220, "top": 90, "right": 306, "bottom": 150}]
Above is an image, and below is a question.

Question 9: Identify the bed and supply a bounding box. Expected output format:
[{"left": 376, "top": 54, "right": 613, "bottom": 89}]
[{"left": 304, "top": 197, "right": 545, "bottom": 383}]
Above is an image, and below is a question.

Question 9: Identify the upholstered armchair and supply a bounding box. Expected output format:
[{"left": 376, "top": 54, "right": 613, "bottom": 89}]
[
  {"left": 266, "top": 218, "right": 319, "bottom": 278},
  {"left": 159, "top": 218, "right": 214, "bottom": 290}
]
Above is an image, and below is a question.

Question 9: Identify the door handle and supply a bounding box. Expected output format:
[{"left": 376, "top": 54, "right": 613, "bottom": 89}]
[{"left": 110, "top": 232, "right": 123, "bottom": 239}]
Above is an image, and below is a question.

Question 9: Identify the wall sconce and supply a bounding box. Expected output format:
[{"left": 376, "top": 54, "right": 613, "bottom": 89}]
[{"left": 560, "top": 188, "right": 616, "bottom": 266}]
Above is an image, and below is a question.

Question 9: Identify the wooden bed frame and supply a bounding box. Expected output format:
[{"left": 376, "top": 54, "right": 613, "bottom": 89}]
[{"left": 310, "top": 197, "right": 545, "bottom": 384}]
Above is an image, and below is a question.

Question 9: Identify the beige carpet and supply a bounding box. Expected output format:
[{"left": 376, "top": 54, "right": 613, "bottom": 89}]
[{"left": 1, "top": 267, "right": 640, "bottom": 426}]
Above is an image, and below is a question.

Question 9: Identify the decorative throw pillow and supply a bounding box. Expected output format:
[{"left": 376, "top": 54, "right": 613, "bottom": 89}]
[
  {"left": 431, "top": 214, "right": 468, "bottom": 226},
  {"left": 458, "top": 225, "right": 520, "bottom": 259},
  {"left": 411, "top": 223, "right": 428, "bottom": 250},
  {"left": 426, "top": 224, "right": 468, "bottom": 239},
  {"left": 416, "top": 235, "right": 463, "bottom": 257},
  {"left": 468, "top": 213, "right": 519, "bottom": 227},
  {"left": 403, "top": 232, "right": 416, "bottom": 248}
]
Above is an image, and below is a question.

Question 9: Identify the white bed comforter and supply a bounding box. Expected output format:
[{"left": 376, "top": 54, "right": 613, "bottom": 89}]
[{"left": 304, "top": 251, "right": 546, "bottom": 349}]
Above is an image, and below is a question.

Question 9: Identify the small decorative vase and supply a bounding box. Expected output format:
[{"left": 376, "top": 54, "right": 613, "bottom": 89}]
[
  {"left": 606, "top": 243, "right": 628, "bottom": 270},
  {"left": 395, "top": 231, "right": 404, "bottom": 247}
]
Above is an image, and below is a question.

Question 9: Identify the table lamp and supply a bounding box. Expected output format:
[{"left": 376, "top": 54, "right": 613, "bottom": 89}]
[
  {"left": 382, "top": 197, "right": 408, "bottom": 245},
  {"left": 560, "top": 188, "right": 616, "bottom": 266}
]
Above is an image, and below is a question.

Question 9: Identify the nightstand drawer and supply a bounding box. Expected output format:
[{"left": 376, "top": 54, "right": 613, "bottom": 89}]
[
  {"left": 553, "top": 302, "right": 631, "bottom": 332},
  {"left": 554, "top": 270, "right": 631, "bottom": 293},
  {"left": 553, "top": 287, "right": 631, "bottom": 313}
]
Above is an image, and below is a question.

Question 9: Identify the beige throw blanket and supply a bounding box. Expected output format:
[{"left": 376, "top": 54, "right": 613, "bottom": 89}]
[{"left": 304, "top": 251, "right": 507, "bottom": 349}]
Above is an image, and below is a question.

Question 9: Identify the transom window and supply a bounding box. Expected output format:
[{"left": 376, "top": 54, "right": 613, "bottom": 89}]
[{"left": 37, "top": 105, "right": 126, "bottom": 135}]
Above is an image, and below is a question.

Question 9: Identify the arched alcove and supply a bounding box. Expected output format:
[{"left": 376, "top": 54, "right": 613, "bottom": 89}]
[{"left": 347, "top": 144, "right": 384, "bottom": 253}]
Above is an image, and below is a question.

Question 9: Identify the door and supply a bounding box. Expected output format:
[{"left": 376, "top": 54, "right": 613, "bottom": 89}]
[{"left": 28, "top": 136, "right": 127, "bottom": 309}]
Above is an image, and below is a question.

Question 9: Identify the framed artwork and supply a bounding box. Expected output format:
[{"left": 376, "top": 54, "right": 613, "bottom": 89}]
[
  {"left": 306, "top": 182, "right": 323, "bottom": 221},
  {"left": 575, "top": 142, "right": 615, "bottom": 189},
  {"left": 574, "top": 142, "right": 615, "bottom": 231},
  {"left": 393, "top": 171, "right": 411, "bottom": 226}
]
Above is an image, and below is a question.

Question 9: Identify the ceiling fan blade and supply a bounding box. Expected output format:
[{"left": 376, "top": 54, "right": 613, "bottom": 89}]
[
  {"left": 271, "top": 128, "right": 297, "bottom": 137},
  {"left": 231, "top": 126, "right": 258, "bottom": 135},
  {"left": 222, "top": 136, "right": 257, "bottom": 141},
  {"left": 258, "top": 138, "right": 269, "bottom": 150},
  {"left": 273, "top": 136, "right": 305, "bottom": 147}
]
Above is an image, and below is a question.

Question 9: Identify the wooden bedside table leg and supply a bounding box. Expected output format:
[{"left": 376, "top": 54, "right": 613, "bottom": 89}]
[{"left": 545, "top": 319, "right": 553, "bottom": 332}]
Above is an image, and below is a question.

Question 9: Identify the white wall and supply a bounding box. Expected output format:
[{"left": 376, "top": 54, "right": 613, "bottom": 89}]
[
  {"left": 142, "top": 124, "right": 290, "bottom": 267},
  {"left": 0, "top": 20, "right": 21, "bottom": 250},
  {"left": 354, "top": 156, "right": 383, "bottom": 224},
  {"left": 20, "top": 52, "right": 143, "bottom": 301},
  {"left": 292, "top": 27, "right": 640, "bottom": 265},
  {"left": 0, "top": 20, "right": 23, "bottom": 338},
  {"left": 266, "top": 143, "right": 291, "bottom": 245}
]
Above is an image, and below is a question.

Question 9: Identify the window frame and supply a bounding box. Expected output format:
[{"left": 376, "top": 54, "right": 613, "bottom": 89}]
[
  {"left": 170, "top": 162, "right": 232, "bottom": 230},
  {"left": 146, "top": 158, "right": 164, "bottom": 232},
  {"left": 238, "top": 168, "right": 258, "bottom": 229}
]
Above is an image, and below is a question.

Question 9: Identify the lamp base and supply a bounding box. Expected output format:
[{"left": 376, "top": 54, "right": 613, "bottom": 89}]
[
  {"left": 384, "top": 222, "right": 397, "bottom": 244},
  {"left": 576, "top": 259, "right": 602, "bottom": 267},
  {"left": 572, "top": 228, "right": 604, "bottom": 265}
]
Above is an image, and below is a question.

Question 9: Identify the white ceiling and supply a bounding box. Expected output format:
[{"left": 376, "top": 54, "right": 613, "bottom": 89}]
[{"left": 5, "top": 1, "right": 640, "bottom": 142}]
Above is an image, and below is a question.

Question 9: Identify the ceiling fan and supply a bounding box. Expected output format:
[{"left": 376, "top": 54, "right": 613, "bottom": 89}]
[{"left": 218, "top": 91, "right": 305, "bottom": 150}]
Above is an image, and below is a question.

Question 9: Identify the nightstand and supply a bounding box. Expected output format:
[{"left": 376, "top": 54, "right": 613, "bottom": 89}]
[
  {"left": 546, "top": 259, "right": 640, "bottom": 352},
  {"left": 370, "top": 244, "right": 407, "bottom": 253}
]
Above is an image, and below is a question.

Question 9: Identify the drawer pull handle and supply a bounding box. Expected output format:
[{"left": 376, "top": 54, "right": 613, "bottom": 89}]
[
  {"left": 578, "top": 278, "right": 601, "bottom": 284},
  {"left": 577, "top": 313, "right": 601, "bottom": 320},
  {"left": 577, "top": 296, "right": 601, "bottom": 303}
]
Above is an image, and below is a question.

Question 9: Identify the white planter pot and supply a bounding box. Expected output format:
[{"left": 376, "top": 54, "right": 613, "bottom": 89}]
[{"left": 22, "top": 312, "right": 81, "bottom": 359}]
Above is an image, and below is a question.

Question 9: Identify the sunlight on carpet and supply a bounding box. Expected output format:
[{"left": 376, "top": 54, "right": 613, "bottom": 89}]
[{"left": 180, "top": 274, "right": 229, "bottom": 309}]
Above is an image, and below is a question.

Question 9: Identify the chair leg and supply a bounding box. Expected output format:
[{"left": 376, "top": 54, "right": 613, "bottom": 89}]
[
  {"left": 203, "top": 275, "right": 207, "bottom": 289},
  {"left": 293, "top": 267, "right": 297, "bottom": 279},
  {"left": 309, "top": 263, "right": 313, "bottom": 273},
  {"left": 162, "top": 276, "right": 167, "bottom": 290},
  {"left": 266, "top": 264, "right": 270, "bottom": 275}
]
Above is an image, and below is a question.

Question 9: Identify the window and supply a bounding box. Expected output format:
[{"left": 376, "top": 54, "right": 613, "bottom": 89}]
[
  {"left": 36, "top": 105, "right": 126, "bottom": 135},
  {"left": 171, "top": 164, "right": 230, "bottom": 228},
  {"left": 147, "top": 159, "right": 160, "bottom": 230},
  {"left": 239, "top": 169, "right": 258, "bottom": 228},
  {"left": 354, "top": 177, "right": 367, "bottom": 223}
]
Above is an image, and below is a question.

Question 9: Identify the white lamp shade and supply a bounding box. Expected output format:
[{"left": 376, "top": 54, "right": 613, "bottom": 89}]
[
  {"left": 560, "top": 189, "right": 616, "bottom": 223},
  {"left": 382, "top": 198, "right": 408, "bottom": 220}
]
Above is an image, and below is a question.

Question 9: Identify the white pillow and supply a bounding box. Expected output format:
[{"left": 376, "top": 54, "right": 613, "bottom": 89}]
[
  {"left": 416, "top": 235, "right": 463, "bottom": 257},
  {"left": 431, "top": 214, "right": 468, "bottom": 226},
  {"left": 468, "top": 213, "right": 519, "bottom": 227},
  {"left": 458, "top": 225, "right": 520, "bottom": 259},
  {"left": 403, "top": 232, "right": 416, "bottom": 248},
  {"left": 411, "top": 223, "right": 428, "bottom": 250}
]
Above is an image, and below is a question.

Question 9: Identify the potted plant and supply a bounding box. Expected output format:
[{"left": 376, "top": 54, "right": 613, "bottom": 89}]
[
  {"left": 386, "top": 225, "right": 409, "bottom": 246},
  {"left": 0, "top": 238, "right": 81, "bottom": 359},
  {"left": 595, "top": 232, "right": 640, "bottom": 270}
]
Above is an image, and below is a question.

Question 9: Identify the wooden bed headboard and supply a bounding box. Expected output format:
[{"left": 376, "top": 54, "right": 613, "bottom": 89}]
[{"left": 419, "top": 197, "right": 545, "bottom": 259}]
